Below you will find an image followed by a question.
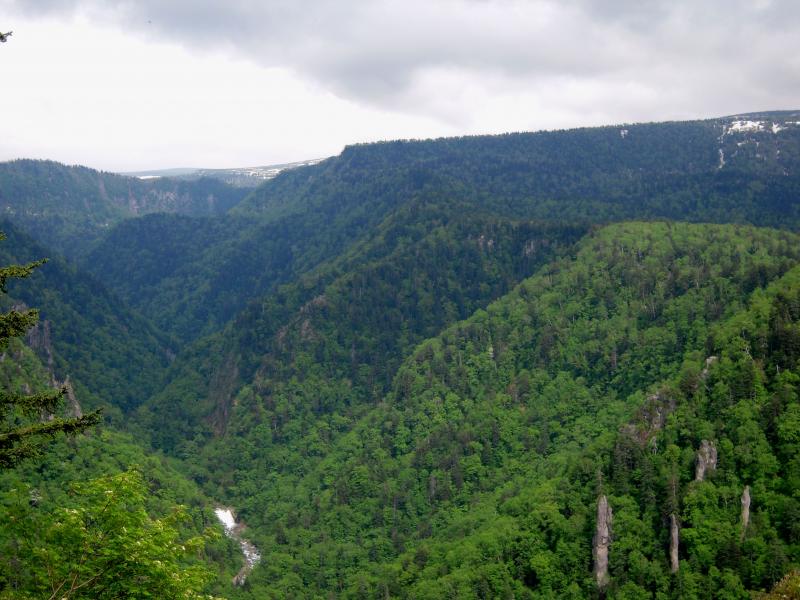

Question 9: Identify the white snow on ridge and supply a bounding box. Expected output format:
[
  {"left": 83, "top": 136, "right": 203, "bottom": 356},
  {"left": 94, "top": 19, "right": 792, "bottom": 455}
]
[
  {"left": 727, "top": 120, "right": 764, "bottom": 134},
  {"left": 722, "top": 118, "right": 795, "bottom": 138},
  {"left": 229, "top": 159, "right": 324, "bottom": 181}
]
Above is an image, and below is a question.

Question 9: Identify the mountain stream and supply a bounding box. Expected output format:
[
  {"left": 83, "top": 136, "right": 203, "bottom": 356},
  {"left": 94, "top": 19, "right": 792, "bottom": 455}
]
[{"left": 214, "top": 507, "right": 261, "bottom": 585}]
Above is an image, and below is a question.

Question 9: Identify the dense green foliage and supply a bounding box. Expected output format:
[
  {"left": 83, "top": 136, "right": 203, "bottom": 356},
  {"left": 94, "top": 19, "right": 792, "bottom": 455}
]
[
  {"left": 164, "top": 222, "right": 799, "bottom": 598},
  {"left": 0, "top": 159, "right": 248, "bottom": 258},
  {"left": 137, "top": 207, "right": 587, "bottom": 452},
  {"left": 1, "top": 112, "right": 800, "bottom": 598},
  {"left": 0, "top": 222, "right": 172, "bottom": 418},
  {"left": 0, "top": 470, "right": 215, "bottom": 599},
  {"left": 236, "top": 110, "right": 800, "bottom": 227},
  {"left": 0, "top": 415, "right": 245, "bottom": 598},
  {"left": 366, "top": 225, "right": 800, "bottom": 599}
]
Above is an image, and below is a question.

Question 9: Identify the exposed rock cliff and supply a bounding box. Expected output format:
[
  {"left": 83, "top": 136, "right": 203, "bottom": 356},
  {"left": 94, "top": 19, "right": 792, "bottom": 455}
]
[
  {"left": 694, "top": 440, "right": 717, "bottom": 481},
  {"left": 62, "top": 376, "right": 82, "bottom": 419}
]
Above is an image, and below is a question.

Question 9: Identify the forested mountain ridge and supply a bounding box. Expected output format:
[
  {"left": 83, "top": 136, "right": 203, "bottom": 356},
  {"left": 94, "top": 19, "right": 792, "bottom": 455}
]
[
  {"left": 0, "top": 159, "right": 249, "bottom": 258},
  {"left": 82, "top": 111, "right": 800, "bottom": 348},
  {"left": 234, "top": 110, "right": 800, "bottom": 225}
]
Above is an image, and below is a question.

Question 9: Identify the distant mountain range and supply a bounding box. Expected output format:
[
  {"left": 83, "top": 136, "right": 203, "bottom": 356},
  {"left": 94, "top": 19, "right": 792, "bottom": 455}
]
[
  {"left": 0, "top": 159, "right": 253, "bottom": 259},
  {"left": 121, "top": 158, "right": 326, "bottom": 188}
]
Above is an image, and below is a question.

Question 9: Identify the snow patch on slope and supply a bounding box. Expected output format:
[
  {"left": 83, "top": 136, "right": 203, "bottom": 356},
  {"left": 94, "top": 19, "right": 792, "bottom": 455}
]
[{"left": 727, "top": 120, "right": 764, "bottom": 134}]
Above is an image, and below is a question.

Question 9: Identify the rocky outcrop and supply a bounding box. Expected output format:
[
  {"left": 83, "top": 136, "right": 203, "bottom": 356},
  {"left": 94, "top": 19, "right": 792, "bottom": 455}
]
[
  {"left": 694, "top": 440, "right": 717, "bottom": 481},
  {"left": 700, "top": 355, "right": 718, "bottom": 379},
  {"left": 593, "top": 495, "right": 613, "bottom": 588},
  {"left": 619, "top": 391, "right": 676, "bottom": 448},
  {"left": 740, "top": 486, "right": 751, "bottom": 540},
  {"left": 641, "top": 392, "right": 675, "bottom": 434},
  {"left": 25, "top": 319, "right": 84, "bottom": 420},
  {"left": 25, "top": 318, "right": 55, "bottom": 383},
  {"left": 669, "top": 514, "right": 680, "bottom": 573},
  {"left": 62, "top": 376, "right": 82, "bottom": 419}
]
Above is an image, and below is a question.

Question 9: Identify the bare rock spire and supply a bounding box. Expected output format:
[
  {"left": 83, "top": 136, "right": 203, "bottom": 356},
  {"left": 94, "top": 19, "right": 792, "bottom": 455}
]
[
  {"left": 594, "top": 495, "right": 613, "bottom": 588},
  {"left": 669, "top": 514, "right": 680, "bottom": 573},
  {"left": 740, "top": 486, "right": 751, "bottom": 540}
]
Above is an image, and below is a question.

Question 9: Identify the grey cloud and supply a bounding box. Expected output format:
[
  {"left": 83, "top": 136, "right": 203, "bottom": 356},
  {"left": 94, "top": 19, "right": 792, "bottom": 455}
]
[{"left": 4, "top": 0, "right": 799, "bottom": 123}]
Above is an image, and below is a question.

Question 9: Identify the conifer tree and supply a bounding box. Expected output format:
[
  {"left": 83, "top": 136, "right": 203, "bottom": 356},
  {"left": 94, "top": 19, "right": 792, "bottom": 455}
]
[{"left": 0, "top": 233, "right": 99, "bottom": 468}]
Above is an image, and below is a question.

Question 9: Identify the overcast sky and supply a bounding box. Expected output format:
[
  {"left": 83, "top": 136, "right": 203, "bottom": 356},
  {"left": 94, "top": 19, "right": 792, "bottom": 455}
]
[{"left": 1, "top": 0, "right": 798, "bottom": 171}]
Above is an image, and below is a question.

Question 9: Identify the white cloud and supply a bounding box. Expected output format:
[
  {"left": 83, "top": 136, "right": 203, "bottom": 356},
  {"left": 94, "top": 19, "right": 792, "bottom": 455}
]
[
  {"left": 0, "top": 0, "right": 798, "bottom": 169},
  {"left": 0, "top": 12, "right": 454, "bottom": 170}
]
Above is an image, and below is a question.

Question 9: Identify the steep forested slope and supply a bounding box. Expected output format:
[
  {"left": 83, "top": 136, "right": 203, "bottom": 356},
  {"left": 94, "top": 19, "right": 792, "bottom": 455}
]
[
  {"left": 373, "top": 254, "right": 800, "bottom": 599},
  {"left": 83, "top": 196, "right": 421, "bottom": 345},
  {"left": 177, "top": 222, "right": 800, "bottom": 598},
  {"left": 0, "top": 159, "right": 248, "bottom": 258},
  {"left": 0, "top": 221, "right": 172, "bottom": 419},
  {"left": 136, "top": 205, "right": 587, "bottom": 452}
]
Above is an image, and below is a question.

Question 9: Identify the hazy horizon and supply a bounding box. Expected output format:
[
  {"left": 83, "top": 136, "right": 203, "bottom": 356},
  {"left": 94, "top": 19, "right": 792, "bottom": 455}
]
[{"left": 3, "top": 106, "right": 799, "bottom": 175}]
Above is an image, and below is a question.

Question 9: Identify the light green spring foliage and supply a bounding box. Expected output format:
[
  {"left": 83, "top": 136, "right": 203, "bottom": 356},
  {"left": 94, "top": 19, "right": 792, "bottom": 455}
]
[
  {"left": 0, "top": 339, "right": 227, "bottom": 597},
  {"left": 183, "top": 222, "right": 800, "bottom": 598},
  {"left": 370, "top": 230, "right": 800, "bottom": 599},
  {"left": 0, "top": 470, "right": 219, "bottom": 600}
]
